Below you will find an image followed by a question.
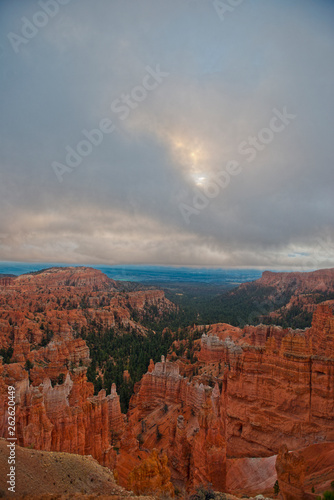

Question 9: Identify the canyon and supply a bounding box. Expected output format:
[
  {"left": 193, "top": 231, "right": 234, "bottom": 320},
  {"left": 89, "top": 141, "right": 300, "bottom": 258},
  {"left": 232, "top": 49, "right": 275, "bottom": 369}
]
[
  {"left": 0, "top": 267, "right": 333, "bottom": 498},
  {"left": 0, "top": 267, "right": 176, "bottom": 475},
  {"left": 114, "top": 303, "right": 334, "bottom": 497}
]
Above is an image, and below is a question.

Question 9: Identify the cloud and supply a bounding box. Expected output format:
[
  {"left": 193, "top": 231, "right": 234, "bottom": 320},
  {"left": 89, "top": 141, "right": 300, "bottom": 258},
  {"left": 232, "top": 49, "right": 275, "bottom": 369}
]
[{"left": 0, "top": 0, "right": 334, "bottom": 269}]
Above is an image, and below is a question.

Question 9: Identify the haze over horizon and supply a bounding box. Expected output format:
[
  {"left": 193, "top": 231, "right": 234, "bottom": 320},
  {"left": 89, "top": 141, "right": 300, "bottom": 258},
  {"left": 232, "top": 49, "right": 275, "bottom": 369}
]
[{"left": 1, "top": 0, "right": 334, "bottom": 270}]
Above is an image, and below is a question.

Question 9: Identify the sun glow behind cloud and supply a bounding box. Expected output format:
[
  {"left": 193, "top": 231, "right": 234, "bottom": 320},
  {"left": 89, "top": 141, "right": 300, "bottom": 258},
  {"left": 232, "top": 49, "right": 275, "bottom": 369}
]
[
  {"left": 165, "top": 135, "right": 212, "bottom": 186},
  {"left": 0, "top": 0, "right": 334, "bottom": 268}
]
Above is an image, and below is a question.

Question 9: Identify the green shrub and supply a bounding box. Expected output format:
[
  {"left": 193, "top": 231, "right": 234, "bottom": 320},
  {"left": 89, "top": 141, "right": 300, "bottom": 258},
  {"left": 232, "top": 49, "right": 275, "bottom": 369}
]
[
  {"left": 274, "top": 480, "right": 280, "bottom": 495},
  {"left": 189, "top": 484, "right": 216, "bottom": 500},
  {"left": 25, "top": 359, "right": 34, "bottom": 372},
  {"left": 0, "top": 347, "right": 13, "bottom": 364},
  {"left": 317, "top": 491, "right": 334, "bottom": 500},
  {"left": 156, "top": 425, "right": 162, "bottom": 441}
]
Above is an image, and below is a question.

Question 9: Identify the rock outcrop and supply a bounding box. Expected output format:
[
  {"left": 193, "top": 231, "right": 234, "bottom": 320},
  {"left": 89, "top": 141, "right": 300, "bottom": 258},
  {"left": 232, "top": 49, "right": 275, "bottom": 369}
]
[
  {"left": 226, "top": 455, "right": 277, "bottom": 497},
  {"left": 308, "top": 303, "right": 334, "bottom": 358},
  {"left": 129, "top": 449, "right": 175, "bottom": 497},
  {"left": 197, "top": 305, "right": 334, "bottom": 459},
  {"left": 275, "top": 445, "right": 306, "bottom": 500},
  {"left": 258, "top": 268, "right": 334, "bottom": 293},
  {"left": 0, "top": 276, "right": 15, "bottom": 286},
  {"left": 116, "top": 356, "right": 226, "bottom": 493},
  {"left": 1, "top": 359, "right": 124, "bottom": 468}
]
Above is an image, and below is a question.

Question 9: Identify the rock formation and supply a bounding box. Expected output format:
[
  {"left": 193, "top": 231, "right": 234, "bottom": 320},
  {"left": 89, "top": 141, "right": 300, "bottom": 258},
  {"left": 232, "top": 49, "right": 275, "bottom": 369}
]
[
  {"left": 308, "top": 303, "right": 334, "bottom": 358},
  {"left": 0, "top": 267, "right": 175, "bottom": 479},
  {"left": 197, "top": 305, "right": 334, "bottom": 458},
  {"left": 1, "top": 358, "right": 123, "bottom": 468},
  {"left": 258, "top": 268, "right": 334, "bottom": 293},
  {"left": 115, "top": 303, "right": 334, "bottom": 494},
  {"left": 0, "top": 267, "right": 176, "bottom": 353},
  {"left": 223, "top": 268, "right": 334, "bottom": 327},
  {"left": 226, "top": 455, "right": 277, "bottom": 497},
  {"left": 275, "top": 445, "right": 306, "bottom": 500},
  {"left": 115, "top": 356, "right": 226, "bottom": 493},
  {"left": 129, "top": 449, "right": 175, "bottom": 497},
  {"left": 0, "top": 276, "right": 15, "bottom": 286}
]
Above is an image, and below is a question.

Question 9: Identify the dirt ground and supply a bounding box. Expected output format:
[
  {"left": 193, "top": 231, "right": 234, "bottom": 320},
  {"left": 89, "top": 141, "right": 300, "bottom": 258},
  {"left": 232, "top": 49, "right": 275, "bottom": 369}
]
[{"left": 0, "top": 438, "right": 154, "bottom": 499}]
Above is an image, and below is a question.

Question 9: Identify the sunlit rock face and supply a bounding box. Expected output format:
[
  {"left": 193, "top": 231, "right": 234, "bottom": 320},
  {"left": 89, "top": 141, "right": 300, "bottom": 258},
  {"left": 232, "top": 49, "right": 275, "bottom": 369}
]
[
  {"left": 0, "top": 266, "right": 176, "bottom": 353},
  {"left": 117, "top": 354, "right": 226, "bottom": 492},
  {"left": 1, "top": 359, "right": 124, "bottom": 469}
]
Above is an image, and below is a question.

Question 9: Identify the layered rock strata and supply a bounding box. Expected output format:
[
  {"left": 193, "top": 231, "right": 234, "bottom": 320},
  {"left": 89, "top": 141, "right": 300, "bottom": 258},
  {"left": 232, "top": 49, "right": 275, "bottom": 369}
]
[
  {"left": 117, "top": 304, "right": 334, "bottom": 494},
  {"left": 1, "top": 358, "right": 123, "bottom": 468},
  {"left": 116, "top": 356, "right": 226, "bottom": 492}
]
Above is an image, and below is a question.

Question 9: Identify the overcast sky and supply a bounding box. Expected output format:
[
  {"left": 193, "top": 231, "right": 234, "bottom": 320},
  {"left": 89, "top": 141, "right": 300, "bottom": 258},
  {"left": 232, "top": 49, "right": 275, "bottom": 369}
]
[{"left": 0, "top": 0, "right": 334, "bottom": 269}]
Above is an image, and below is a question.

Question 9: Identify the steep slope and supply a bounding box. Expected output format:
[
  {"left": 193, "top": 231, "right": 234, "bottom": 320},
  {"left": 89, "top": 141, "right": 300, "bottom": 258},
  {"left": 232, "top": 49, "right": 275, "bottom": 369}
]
[
  {"left": 0, "top": 266, "right": 176, "bottom": 353},
  {"left": 276, "top": 442, "right": 334, "bottom": 499},
  {"left": 0, "top": 438, "right": 153, "bottom": 499}
]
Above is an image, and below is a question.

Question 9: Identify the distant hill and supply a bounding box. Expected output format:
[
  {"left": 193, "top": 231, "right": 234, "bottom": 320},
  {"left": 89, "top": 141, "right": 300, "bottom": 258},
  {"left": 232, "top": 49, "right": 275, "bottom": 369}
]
[{"left": 216, "top": 268, "right": 334, "bottom": 328}]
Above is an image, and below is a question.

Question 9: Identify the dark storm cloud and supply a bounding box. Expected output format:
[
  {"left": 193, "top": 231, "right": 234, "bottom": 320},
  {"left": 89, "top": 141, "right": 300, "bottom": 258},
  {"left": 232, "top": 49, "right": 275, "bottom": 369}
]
[{"left": 0, "top": 0, "right": 333, "bottom": 268}]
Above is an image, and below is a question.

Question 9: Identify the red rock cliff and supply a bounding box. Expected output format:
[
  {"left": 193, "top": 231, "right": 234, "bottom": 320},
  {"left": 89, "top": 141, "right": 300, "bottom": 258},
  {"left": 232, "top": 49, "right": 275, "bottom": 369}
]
[
  {"left": 116, "top": 356, "right": 226, "bottom": 493},
  {"left": 1, "top": 358, "right": 124, "bottom": 468}
]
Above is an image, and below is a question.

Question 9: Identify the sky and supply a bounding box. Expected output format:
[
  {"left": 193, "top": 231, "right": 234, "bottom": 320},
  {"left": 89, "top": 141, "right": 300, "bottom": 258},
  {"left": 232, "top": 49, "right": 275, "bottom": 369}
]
[{"left": 0, "top": 0, "right": 334, "bottom": 270}]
